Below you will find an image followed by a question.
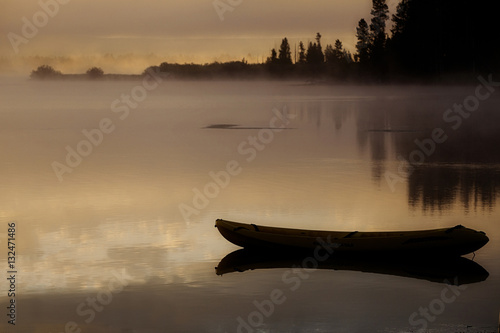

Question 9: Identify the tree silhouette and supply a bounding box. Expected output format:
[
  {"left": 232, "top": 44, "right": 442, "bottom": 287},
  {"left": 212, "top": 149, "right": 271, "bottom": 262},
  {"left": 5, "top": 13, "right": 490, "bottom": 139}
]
[
  {"left": 86, "top": 67, "right": 104, "bottom": 79},
  {"left": 343, "top": 50, "right": 353, "bottom": 64},
  {"left": 265, "top": 38, "right": 295, "bottom": 77},
  {"left": 30, "top": 65, "right": 62, "bottom": 79},
  {"left": 387, "top": 0, "right": 413, "bottom": 76},
  {"left": 306, "top": 33, "right": 324, "bottom": 65},
  {"left": 355, "top": 19, "right": 371, "bottom": 64},
  {"left": 386, "top": 0, "right": 500, "bottom": 79},
  {"left": 315, "top": 32, "right": 322, "bottom": 48},
  {"left": 266, "top": 48, "right": 283, "bottom": 77},
  {"left": 370, "top": 0, "right": 389, "bottom": 46},
  {"left": 266, "top": 48, "right": 278, "bottom": 64},
  {"left": 334, "top": 40, "right": 345, "bottom": 62},
  {"left": 298, "top": 41, "right": 307, "bottom": 64},
  {"left": 30, "top": 2, "right": 500, "bottom": 84},
  {"left": 278, "top": 38, "right": 293, "bottom": 65},
  {"left": 325, "top": 40, "right": 345, "bottom": 65},
  {"left": 369, "top": 0, "right": 389, "bottom": 75},
  {"left": 391, "top": 0, "right": 410, "bottom": 38},
  {"left": 325, "top": 44, "right": 334, "bottom": 63}
]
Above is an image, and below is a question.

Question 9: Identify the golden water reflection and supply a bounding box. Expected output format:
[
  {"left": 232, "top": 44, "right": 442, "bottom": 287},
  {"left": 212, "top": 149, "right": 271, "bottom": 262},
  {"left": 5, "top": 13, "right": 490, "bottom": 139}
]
[{"left": 0, "top": 80, "right": 499, "bottom": 332}]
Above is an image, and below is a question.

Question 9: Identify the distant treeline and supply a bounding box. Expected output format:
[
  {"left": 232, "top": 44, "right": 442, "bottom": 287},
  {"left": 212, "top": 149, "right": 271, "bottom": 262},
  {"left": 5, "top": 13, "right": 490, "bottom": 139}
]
[
  {"left": 29, "top": 65, "right": 143, "bottom": 80},
  {"left": 31, "top": 0, "right": 499, "bottom": 83}
]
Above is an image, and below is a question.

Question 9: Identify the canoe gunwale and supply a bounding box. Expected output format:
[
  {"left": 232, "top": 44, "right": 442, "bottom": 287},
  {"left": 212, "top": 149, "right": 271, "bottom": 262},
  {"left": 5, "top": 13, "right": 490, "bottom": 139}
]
[{"left": 215, "top": 219, "right": 463, "bottom": 239}]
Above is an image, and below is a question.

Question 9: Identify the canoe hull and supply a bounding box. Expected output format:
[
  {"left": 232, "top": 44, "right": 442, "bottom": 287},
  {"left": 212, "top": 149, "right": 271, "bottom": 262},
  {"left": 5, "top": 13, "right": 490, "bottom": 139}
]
[{"left": 215, "top": 219, "right": 489, "bottom": 256}]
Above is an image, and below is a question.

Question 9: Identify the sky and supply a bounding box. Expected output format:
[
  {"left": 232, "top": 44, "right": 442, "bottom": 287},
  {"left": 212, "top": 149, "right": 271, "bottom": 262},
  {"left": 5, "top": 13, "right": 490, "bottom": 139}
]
[{"left": 0, "top": 0, "right": 397, "bottom": 74}]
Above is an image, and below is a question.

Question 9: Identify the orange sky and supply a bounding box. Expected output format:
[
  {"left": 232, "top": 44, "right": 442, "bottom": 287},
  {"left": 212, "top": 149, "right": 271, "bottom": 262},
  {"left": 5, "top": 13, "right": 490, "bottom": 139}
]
[{"left": 1, "top": 0, "right": 398, "bottom": 74}]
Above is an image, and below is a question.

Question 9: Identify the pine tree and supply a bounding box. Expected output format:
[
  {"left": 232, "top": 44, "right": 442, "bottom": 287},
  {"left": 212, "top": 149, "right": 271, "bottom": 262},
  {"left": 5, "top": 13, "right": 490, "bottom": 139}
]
[
  {"left": 325, "top": 40, "right": 345, "bottom": 64},
  {"left": 298, "top": 41, "right": 307, "bottom": 64},
  {"left": 315, "top": 33, "right": 322, "bottom": 48},
  {"left": 306, "top": 33, "right": 324, "bottom": 65},
  {"left": 278, "top": 38, "right": 292, "bottom": 65},
  {"left": 325, "top": 44, "right": 335, "bottom": 64},
  {"left": 343, "top": 50, "right": 353, "bottom": 64},
  {"left": 266, "top": 48, "right": 278, "bottom": 64},
  {"left": 333, "top": 40, "right": 344, "bottom": 61},
  {"left": 369, "top": 0, "right": 389, "bottom": 62},
  {"left": 355, "top": 19, "right": 370, "bottom": 63},
  {"left": 391, "top": 0, "right": 411, "bottom": 38}
]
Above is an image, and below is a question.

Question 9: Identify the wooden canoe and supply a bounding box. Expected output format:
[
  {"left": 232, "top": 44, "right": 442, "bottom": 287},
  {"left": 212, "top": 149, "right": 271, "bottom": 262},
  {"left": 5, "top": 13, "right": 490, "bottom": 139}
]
[{"left": 215, "top": 219, "right": 489, "bottom": 256}]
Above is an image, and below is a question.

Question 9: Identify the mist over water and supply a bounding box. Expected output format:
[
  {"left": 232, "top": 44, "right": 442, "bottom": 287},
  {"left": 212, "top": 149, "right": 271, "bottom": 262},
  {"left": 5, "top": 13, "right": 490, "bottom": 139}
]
[{"left": 0, "top": 78, "right": 499, "bottom": 332}]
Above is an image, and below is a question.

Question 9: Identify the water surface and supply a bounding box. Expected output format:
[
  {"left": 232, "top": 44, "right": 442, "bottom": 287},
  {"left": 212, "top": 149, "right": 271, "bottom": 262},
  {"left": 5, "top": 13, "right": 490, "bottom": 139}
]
[{"left": 0, "top": 78, "right": 499, "bottom": 332}]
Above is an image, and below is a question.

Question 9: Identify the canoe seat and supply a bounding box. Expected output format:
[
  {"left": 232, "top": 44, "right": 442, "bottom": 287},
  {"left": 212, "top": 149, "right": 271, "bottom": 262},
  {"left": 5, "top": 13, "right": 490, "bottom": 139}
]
[
  {"left": 233, "top": 224, "right": 260, "bottom": 232},
  {"left": 445, "top": 225, "right": 464, "bottom": 233},
  {"left": 344, "top": 231, "right": 358, "bottom": 238}
]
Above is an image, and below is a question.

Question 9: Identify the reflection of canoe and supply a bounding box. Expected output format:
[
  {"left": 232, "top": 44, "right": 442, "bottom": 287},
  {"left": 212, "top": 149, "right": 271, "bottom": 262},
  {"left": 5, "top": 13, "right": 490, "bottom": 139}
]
[
  {"left": 215, "top": 219, "right": 489, "bottom": 256},
  {"left": 215, "top": 249, "right": 489, "bottom": 285}
]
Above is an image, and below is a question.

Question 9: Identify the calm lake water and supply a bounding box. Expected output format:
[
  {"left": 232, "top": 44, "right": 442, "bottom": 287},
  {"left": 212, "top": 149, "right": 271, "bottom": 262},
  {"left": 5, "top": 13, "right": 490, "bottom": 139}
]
[{"left": 1, "top": 77, "right": 499, "bottom": 332}]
